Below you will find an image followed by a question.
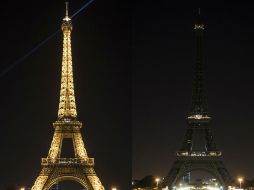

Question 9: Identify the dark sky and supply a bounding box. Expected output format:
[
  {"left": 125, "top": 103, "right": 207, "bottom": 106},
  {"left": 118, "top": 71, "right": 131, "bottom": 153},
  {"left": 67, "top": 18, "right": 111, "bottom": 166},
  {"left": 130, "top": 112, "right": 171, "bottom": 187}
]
[
  {"left": 0, "top": 0, "right": 131, "bottom": 189},
  {"left": 133, "top": 2, "right": 254, "bottom": 181},
  {"left": 2, "top": 1, "right": 254, "bottom": 189}
]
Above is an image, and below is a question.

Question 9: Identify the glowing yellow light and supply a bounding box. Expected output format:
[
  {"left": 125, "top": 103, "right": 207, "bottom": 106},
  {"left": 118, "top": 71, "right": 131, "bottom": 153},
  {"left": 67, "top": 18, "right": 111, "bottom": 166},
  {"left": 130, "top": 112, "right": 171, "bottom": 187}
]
[
  {"left": 238, "top": 177, "right": 243, "bottom": 189},
  {"left": 205, "top": 186, "right": 220, "bottom": 190},
  {"left": 20, "top": 188, "right": 25, "bottom": 190},
  {"left": 155, "top": 177, "right": 161, "bottom": 187},
  {"left": 63, "top": 16, "right": 71, "bottom": 21},
  {"left": 30, "top": 4, "right": 105, "bottom": 190},
  {"left": 112, "top": 187, "right": 117, "bottom": 190},
  {"left": 58, "top": 14, "right": 77, "bottom": 119}
]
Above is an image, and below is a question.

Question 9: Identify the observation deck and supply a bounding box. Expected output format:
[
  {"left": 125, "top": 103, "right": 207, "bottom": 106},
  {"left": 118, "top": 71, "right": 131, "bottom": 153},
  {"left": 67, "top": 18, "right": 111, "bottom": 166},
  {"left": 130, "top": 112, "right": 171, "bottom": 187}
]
[
  {"left": 41, "top": 158, "right": 94, "bottom": 166},
  {"left": 176, "top": 151, "right": 222, "bottom": 158}
]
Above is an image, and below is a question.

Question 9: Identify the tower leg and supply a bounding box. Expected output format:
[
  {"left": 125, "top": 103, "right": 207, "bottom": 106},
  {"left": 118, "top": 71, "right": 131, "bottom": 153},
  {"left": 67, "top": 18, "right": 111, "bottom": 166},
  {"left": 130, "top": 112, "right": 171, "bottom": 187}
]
[
  {"left": 48, "top": 132, "right": 63, "bottom": 159},
  {"left": 73, "top": 132, "right": 88, "bottom": 159},
  {"left": 181, "top": 128, "right": 193, "bottom": 151},
  {"left": 87, "top": 174, "right": 105, "bottom": 190},
  {"left": 31, "top": 174, "right": 49, "bottom": 190},
  {"left": 205, "top": 128, "right": 217, "bottom": 151}
]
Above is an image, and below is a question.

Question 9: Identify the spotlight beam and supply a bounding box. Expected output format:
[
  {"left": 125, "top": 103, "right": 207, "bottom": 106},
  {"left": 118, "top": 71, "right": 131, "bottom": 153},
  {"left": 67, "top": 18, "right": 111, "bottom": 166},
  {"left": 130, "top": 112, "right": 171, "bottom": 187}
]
[{"left": 0, "top": 0, "right": 95, "bottom": 78}]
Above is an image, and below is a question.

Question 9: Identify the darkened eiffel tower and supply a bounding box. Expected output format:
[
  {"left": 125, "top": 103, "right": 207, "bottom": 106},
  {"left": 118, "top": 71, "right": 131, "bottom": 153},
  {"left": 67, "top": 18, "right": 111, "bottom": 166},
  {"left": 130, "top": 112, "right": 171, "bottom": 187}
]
[{"left": 161, "top": 13, "right": 232, "bottom": 189}]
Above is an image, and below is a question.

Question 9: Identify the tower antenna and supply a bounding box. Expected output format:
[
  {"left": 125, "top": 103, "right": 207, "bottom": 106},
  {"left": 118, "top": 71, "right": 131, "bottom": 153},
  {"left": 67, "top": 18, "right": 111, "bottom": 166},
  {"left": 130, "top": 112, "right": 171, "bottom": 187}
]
[{"left": 65, "top": 2, "right": 69, "bottom": 17}]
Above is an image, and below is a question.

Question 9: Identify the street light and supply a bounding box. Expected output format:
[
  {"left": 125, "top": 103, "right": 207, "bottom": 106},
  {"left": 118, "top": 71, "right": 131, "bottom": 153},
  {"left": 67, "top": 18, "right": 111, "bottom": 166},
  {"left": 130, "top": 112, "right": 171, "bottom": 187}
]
[
  {"left": 20, "top": 188, "right": 25, "bottom": 190},
  {"left": 155, "top": 178, "right": 161, "bottom": 187},
  {"left": 238, "top": 177, "right": 243, "bottom": 189},
  {"left": 112, "top": 187, "right": 117, "bottom": 190}
]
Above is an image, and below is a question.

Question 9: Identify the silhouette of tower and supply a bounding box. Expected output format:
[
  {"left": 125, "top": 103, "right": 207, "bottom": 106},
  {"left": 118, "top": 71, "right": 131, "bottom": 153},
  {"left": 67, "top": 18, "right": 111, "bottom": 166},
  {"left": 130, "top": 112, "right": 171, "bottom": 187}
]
[{"left": 161, "top": 13, "right": 232, "bottom": 189}]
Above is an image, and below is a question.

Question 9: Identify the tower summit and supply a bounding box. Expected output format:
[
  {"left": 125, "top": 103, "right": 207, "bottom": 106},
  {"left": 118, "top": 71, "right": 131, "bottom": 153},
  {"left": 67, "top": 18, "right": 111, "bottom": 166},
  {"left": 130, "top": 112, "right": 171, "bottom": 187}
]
[
  {"left": 58, "top": 1, "right": 77, "bottom": 119},
  {"left": 188, "top": 11, "right": 210, "bottom": 121},
  {"left": 31, "top": 3, "right": 104, "bottom": 190}
]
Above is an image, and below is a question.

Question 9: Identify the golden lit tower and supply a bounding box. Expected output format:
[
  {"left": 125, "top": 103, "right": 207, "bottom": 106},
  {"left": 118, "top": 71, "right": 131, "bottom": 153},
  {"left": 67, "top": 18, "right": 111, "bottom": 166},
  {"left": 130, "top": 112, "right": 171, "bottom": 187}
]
[{"left": 31, "top": 3, "right": 105, "bottom": 190}]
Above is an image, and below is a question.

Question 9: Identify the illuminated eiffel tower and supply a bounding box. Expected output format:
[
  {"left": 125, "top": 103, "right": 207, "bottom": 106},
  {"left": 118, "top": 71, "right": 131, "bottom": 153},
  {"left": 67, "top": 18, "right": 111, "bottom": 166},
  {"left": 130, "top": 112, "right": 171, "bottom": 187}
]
[
  {"left": 31, "top": 3, "right": 104, "bottom": 190},
  {"left": 161, "top": 14, "right": 232, "bottom": 189}
]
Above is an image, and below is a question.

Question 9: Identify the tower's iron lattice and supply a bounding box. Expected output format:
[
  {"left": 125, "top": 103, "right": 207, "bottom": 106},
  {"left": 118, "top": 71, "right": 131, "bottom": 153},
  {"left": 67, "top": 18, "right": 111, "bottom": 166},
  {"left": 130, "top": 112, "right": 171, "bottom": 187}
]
[
  {"left": 31, "top": 3, "right": 104, "bottom": 190},
  {"left": 161, "top": 15, "right": 232, "bottom": 189}
]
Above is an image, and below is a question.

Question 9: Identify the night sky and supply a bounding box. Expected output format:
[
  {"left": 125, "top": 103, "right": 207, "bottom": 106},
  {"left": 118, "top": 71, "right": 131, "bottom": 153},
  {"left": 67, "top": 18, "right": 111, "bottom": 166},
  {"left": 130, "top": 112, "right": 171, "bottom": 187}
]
[
  {"left": 2, "top": 1, "right": 254, "bottom": 190},
  {"left": 0, "top": 1, "right": 131, "bottom": 189},
  {"left": 133, "top": 2, "right": 254, "bottom": 181}
]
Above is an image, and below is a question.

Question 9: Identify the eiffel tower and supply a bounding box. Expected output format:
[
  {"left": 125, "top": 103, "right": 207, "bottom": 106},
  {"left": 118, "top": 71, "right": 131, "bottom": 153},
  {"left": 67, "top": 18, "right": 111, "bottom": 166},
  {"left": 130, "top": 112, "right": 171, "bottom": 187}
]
[
  {"left": 31, "top": 3, "right": 104, "bottom": 190},
  {"left": 161, "top": 14, "right": 232, "bottom": 189}
]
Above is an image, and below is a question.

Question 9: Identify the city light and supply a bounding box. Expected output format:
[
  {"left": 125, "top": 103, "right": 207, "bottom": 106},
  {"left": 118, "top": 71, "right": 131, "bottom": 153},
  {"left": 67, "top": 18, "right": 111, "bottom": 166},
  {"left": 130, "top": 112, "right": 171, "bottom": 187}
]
[
  {"left": 170, "top": 181, "right": 224, "bottom": 190},
  {"left": 176, "top": 185, "right": 193, "bottom": 190},
  {"left": 205, "top": 186, "right": 221, "bottom": 190},
  {"left": 112, "top": 187, "right": 117, "bottom": 190},
  {"left": 238, "top": 177, "right": 244, "bottom": 189},
  {"left": 155, "top": 177, "right": 161, "bottom": 187},
  {"left": 20, "top": 188, "right": 25, "bottom": 190}
]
